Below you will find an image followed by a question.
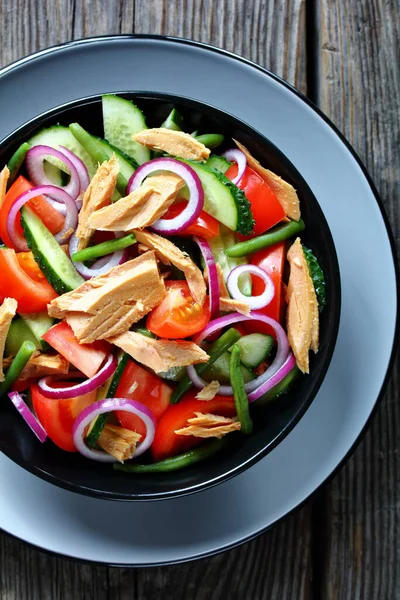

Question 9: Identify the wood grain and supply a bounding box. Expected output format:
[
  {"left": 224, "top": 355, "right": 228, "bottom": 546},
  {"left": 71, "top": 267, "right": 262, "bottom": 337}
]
[
  {"left": 316, "top": 1, "right": 400, "bottom": 599},
  {"left": 0, "top": 1, "right": 313, "bottom": 599}
]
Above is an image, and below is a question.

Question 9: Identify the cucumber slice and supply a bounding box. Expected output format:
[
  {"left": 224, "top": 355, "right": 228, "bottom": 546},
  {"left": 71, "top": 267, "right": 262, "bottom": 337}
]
[
  {"left": 228, "top": 333, "right": 274, "bottom": 369},
  {"left": 209, "top": 225, "right": 252, "bottom": 296},
  {"left": 206, "top": 154, "right": 232, "bottom": 174},
  {"left": 181, "top": 160, "right": 254, "bottom": 235},
  {"left": 21, "top": 206, "right": 84, "bottom": 294},
  {"left": 158, "top": 366, "right": 186, "bottom": 382},
  {"left": 255, "top": 365, "right": 301, "bottom": 406},
  {"left": 20, "top": 313, "right": 54, "bottom": 349},
  {"left": 69, "top": 123, "right": 137, "bottom": 195},
  {"left": 5, "top": 318, "right": 41, "bottom": 357},
  {"left": 161, "top": 108, "right": 183, "bottom": 131},
  {"left": 203, "top": 352, "right": 254, "bottom": 385},
  {"left": 27, "top": 125, "right": 97, "bottom": 178},
  {"left": 102, "top": 94, "right": 151, "bottom": 165}
]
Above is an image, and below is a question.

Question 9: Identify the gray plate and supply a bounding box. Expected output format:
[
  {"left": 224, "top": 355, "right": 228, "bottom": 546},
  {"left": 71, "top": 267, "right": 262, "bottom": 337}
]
[{"left": 0, "top": 36, "right": 397, "bottom": 566}]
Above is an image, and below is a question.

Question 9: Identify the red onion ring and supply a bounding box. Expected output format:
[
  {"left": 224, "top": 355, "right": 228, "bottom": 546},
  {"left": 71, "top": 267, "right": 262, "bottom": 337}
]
[
  {"left": 227, "top": 265, "right": 275, "bottom": 310},
  {"left": 72, "top": 397, "right": 157, "bottom": 462},
  {"left": 126, "top": 158, "right": 204, "bottom": 234},
  {"left": 37, "top": 354, "right": 117, "bottom": 399},
  {"left": 187, "top": 311, "right": 289, "bottom": 396},
  {"left": 7, "top": 185, "right": 78, "bottom": 251},
  {"left": 222, "top": 149, "right": 247, "bottom": 185},
  {"left": 8, "top": 391, "right": 47, "bottom": 442},
  {"left": 194, "top": 236, "right": 220, "bottom": 319},
  {"left": 69, "top": 231, "right": 128, "bottom": 280},
  {"left": 248, "top": 352, "right": 296, "bottom": 402},
  {"left": 58, "top": 146, "right": 90, "bottom": 192},
  {"left": 26, "top": 145, "right": 80, "bottom": 199}
]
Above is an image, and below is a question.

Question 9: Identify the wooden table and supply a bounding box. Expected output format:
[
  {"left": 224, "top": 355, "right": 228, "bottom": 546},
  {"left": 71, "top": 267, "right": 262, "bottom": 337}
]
[{"left": 0, "top": 1, "right": 398, "bottom": 598}]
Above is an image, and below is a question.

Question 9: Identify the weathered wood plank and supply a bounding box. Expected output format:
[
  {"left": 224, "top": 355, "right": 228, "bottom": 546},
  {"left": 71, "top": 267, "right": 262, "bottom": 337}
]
[{"left": 316, "top": 1, "right": 400, "bottom": 598}]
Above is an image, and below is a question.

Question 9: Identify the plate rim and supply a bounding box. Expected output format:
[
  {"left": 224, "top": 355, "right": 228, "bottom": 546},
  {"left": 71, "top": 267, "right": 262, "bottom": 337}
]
[{"left": 0, "top": 34, "right": 398, "bottom": 567}]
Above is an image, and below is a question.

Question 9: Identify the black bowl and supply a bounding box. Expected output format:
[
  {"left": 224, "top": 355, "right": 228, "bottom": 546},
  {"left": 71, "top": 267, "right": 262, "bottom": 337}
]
[{"left": 0, "top": 93, "right": 341, "bottom": 501}]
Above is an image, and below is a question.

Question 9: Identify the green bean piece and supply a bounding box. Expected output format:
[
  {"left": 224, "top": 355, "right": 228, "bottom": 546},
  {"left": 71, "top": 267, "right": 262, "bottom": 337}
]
[
  {"left": 113, "top": 438, "right": 228, "bottom": 473},
  {"left": 72, "top": 234, "right": 136, "bottom": 263},
  {"left": 0, "top": 341, "right": 36, "bottom": 397},
  {"left": 7, "top": 142, "right": 30, "bottom": 188},
  {"left": 133, "top": 327, "right": 156, "bottom": 339},
  {"left": 86, "top": 353, "right": 130, "bottom": 449},
  {"left": 230, "top": 345, "right": 253, "bottom": 434},
  {"left": 225, "top": 219, "right": 306, "bottom": 258},
  {"left": 195, "top": 133, "right": 225, "bottom": 149},
  {"left": 170, "top": 327, "right": 241, "bottom": 404}
]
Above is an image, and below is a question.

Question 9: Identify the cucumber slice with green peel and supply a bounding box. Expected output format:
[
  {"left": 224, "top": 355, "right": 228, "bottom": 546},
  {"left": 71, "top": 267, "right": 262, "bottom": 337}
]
[
  {"left": 255, "top": 365, "right": 301, "bottom": 406},
  {"left": 20, "top": 313, "right": 54, "bottom": 349},
  {"left": 206, "top": 154, "right": 232, "bottom": 174},
  {"left": 228, "top": 333, "right": 274, "bottom": 369},
  {"left": 209, "top": 225, "right": 252, "bottom": 296},
  {"left": 102, "top": 94, "right": 151, "bottom": 165},
  {"left": 7, "top": 142, "right": 30, "bottom": 188},
  {"left": 21, "top": 206, "right": 84, "bottom": 294},
  {"left": 5, "top": 318, "right": 41, "bottom": 357},
  {"left": 158, "top": 366, "right": 186, "bottom": 382},
  {"left": 203, "top": 352, "right": 254, "bottom": 385},
  {"left": 161, "top": 108, "right": 184, "bottom": 131},
  {"left": 180, "top": 160, "right": 254, "bottom": 235},
  {"left": 27, "top": 125, "right": 97, "bottom": 178}
]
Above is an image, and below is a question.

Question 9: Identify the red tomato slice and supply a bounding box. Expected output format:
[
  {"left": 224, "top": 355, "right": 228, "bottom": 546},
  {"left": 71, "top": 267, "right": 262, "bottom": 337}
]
[
  {"left": 16, "top": 251, "right": 47, "bottom": 283},
  {"left": 245, "top": 242, "right": 286, "bottom": 336},
  {"left": 115, "top": 360, "right": 172, "bottom": 439},
  {"left": 31, "top": 383, "right": 97, "bottom": 452},
  {"left": 151, "top": 391, "right": 236, "bottom": 461},
  {"left": 0, "top": 248, "right": 58, "bottom": 313},
  {"left": 225, "top": 164, "right": 286, "bottom": 236},
  {"left": 42, "top": 322, "right": 110, "bottom": 378},
  {"left": 147, "top": 281, "right": 210, "bottom": 339},
  {"left": 163, "top": 200, "right": 220, "bottom": 238},
  {"left": 0, "top": 176, "right": 64, "bottom": 249}
]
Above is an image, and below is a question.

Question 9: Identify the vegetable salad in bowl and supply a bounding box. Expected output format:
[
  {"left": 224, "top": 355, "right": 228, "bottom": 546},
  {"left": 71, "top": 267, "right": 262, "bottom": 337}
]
[{"left": 0, "top": 94, "right": 328, "bottom": 477}]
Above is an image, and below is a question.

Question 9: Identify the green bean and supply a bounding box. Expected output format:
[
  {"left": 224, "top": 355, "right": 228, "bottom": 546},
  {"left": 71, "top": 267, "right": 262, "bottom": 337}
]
[
  {"left": 170, "top": 327, "right": 241, "bottom": 404},
  {"left": 7, "top": 142, "right": 30, "bottom": 188},
  {"left": 133, "top": 327, "right": 156, "bottom": 339},
  {"left": 230, "top": 345, "right": 253, "bottom": 434},
  {"left": 72, "top": 234, "right": 136, "bottom": 263},
  {"left": 195, "top": 133, "right": 225, "bottom": 149},
  {"left": 113, "top": 438, "right": 228, "bottom": 473},
  {"left": 0, "top": 341, "right": 36, "bottom": 397},
  {"left": 225, "top": 219, "right": 305, "bottom": 258}
]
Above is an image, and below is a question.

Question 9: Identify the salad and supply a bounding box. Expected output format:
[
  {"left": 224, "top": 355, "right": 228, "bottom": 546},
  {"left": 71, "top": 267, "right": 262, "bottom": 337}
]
[{"left": 0, "top": 95, "right": 326, "bottom": 473}]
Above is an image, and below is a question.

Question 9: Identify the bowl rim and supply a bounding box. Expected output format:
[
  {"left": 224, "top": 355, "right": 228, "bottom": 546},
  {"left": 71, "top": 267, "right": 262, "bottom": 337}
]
[{"left": 0, "top": 90, "right": 341, "bottom": 501}]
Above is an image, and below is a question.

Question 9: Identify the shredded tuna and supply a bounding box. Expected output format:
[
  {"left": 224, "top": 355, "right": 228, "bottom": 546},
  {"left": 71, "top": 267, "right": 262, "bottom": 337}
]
[
  {"left": 220, "top": 297, "right": 250, "bottom": 316},
  {"left": 195, "top": 380, "right": 220, "bottom": 400},
  {"left": 109, "top": 331, "right": 209, "bottom": 373},
  {"left": 0, "top": 166, "right": 10, "bottom": 210},
  {"left": 216, "top": 263, "right": 229, "bottom": 298},
  {"left": 97, "top": 424, "right": 141, "bottom": 462},
  {"left": 2, "top": 352, "right": 69, "bottom": 381},
  {"left": 0, "top": 298, "right": 18, "bottom": 382},
  {"left": 133, "top": 128, "right": 210, "bottom": 161},
  {"left": 175, "top": 412, "right": 241, "bottom": 438},
  {"left": 234, "top": 140, "right": 300, "bottom": 221},
  {"left": 286, "top": 237, "right": 319, "bottom": 373},
  {"left": 133, "top": 230, "right": 206, "bottom": 305},
  {"left": 76, "top": 155, "right": 119, "bottom": 251}
]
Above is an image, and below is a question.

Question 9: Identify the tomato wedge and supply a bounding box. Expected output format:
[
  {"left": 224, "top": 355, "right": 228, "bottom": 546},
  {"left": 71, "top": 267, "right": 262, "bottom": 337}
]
[
  {"left": 163, "top": 200, "right": 220, "bottom": 238},
  {"left": 16, "top": 251, "right": 47, "bottom": 282},
  {"left": 225, "top": 164, "right": 286, "bottom": 236},
  {"left": 151, "top": 390, "right": 236, "bottom": 461},
  {"left": 0, "top": 176, "right": 64, "bottom": 249},
  {"left": 115, "top": 360, "right": 172, "bottom": 439},
  {"left": 147, "top": 281, "right": 210, "bottom": 339},
  {"left": 31, "top": 383, "right": 97, "bottom": 452},
  {"left": 42, "top": 322, "right": 110, "bottom": 379},
  {"left": 0, "top": 248, "right": 58, "bottom": 313}
]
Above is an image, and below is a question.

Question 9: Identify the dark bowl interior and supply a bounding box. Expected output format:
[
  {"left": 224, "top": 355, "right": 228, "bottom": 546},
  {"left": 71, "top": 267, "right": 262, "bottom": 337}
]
[{"left": 0, "top": 93, "right": 341, "bottom": 501}]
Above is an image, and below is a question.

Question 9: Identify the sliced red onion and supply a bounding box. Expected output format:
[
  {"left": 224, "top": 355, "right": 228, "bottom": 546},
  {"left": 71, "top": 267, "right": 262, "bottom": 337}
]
[
  {"left": 7, "top": 185, "right": 77, "bottom": 251},
  {"left": 68, "top": 231, "right": 128, "bottom": 279},
  {"left": 194, "top": 236, "right": 220, "bottom": 318},
  {"left": 227, "top": 265, "right": 275, "bottom": 310},
  {"left": 38, "top": 354, "right": 117, "bottom": 399},
  {"left": 248, "top": 352, "right": 296, "bottom": 402},
  {"left": 72, "top": 397, "right": 156, "bottom": 462},
  {"left": 58, "top": 146, "right": 90, "bottom": 192},
  {"left": 8, "top": 391, "right": 47, "bottom": 443},
  {"left": 187, "top": 311, "right": 289, "bottom": 396},
  {"left": 26, "top": 145, "right": 80, "bottom": 199},
  {"left": 126, "top": 158, "right": 204, "bottom": 234},
  {"left": 222, "top": 149, "right": 247, "bottom": 185}
]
